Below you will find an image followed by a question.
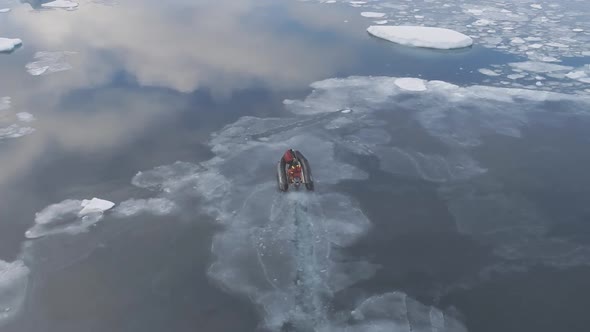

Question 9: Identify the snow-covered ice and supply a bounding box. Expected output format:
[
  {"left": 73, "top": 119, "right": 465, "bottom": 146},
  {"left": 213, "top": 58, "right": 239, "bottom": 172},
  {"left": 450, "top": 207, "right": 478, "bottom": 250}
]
[
  {"left": 367, "top": 26, "right": 473, "bottom": 49},
  {"left": 360, "top": 12, "right": 385, "bottom": 18},
  {"left": 41, "top": 0, "right": 78, "bottom": 8},
  {"left": 394, "top": 77, "right": 427, "bottom": 91},
  {"left": 0, "top": 38, "right": 21, "bottom": 53},
  {"left": 0, "top": 8, "right": 10, "bottom": 13},
  {"left": 79, "top": 198, "right": 115, "bottom": 216}
]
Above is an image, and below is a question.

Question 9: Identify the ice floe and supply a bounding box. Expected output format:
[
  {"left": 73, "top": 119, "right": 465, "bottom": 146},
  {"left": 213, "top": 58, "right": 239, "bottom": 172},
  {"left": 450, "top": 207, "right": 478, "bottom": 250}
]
[
  {"left": 0, "top": 125, "right": 35, "bottom": 141},
  {"left": 394, "top": 77, "right": 427, "bottom": 91},
  {"left": 79, "top": 198, "right": 115, "bottom": 216},
  {"left": 25, "top": 198, "right": 115, "bottom": 239},
  {"left": 0, "top": 38, "right": 21, "bottom": 53},
  {"left": 0, "top": 8, "right": 10, "bottom": 13},
  {"left": 367, "top": 26, "right": 473, "bottom": 49},
  {"left": 0, "top": 98, "right": 36, "bottom": 142},
  {"left": 41, "top": 0, "right": 78, "bottom": 9},
  {"left": 113, "top": 198, "right": 177, "bottom": 217},
  {"left": 360, "top": 11, "right": 385, "bottom": 18},
  {"left": 307, "top": 0, "right": 590, "bottom": 93},
  {"left": 16, "top": 112, "right": 35, "bottom": 123},
  {"left": 25, "top": 51, "right": 75, "bottom": 76},
  {"left": 478, "top": 68, "right": 501, "bottom": 76},
  {"left": 509, "top": 61, "right": 573, "bottom": 73},
  {"left": 0, "top": 260, "right": 29, "bottom": 327}
]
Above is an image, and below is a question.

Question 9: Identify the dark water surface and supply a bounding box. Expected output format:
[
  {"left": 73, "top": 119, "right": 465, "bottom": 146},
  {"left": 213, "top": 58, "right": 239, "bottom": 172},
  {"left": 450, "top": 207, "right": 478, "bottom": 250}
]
[{"left": 2, "top": 0, "right": 590, "bottom": 331}]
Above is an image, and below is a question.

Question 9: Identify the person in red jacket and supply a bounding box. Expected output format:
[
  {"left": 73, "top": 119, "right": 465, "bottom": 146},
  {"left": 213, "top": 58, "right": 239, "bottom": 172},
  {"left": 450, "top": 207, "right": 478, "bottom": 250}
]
[
  {"left": 287, "top": 161, "right": 302, "bottom": 183},
  {"left": 283, "top": 149, "right": 296, "bottom": 166}
]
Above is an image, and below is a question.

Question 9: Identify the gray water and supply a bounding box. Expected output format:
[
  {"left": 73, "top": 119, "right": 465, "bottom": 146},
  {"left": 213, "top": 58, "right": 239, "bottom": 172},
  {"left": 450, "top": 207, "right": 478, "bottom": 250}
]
[{"left": 1, "top": 0, "right": 590, "bottom": 331}]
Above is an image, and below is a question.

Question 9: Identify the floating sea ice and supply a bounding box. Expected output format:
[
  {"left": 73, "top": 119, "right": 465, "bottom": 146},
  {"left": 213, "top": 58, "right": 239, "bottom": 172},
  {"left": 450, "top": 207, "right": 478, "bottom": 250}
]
[
  {"left": 473, "top": 19, "right": 493, "bottom": 26},
  {"left": 509, "top": 61, "right": 573, "bottom": 73},
  {"left": 367, "top": 26, "right": 473, "bottom": 49},
  {"left": 373, "top": 20, "right": 388, "bottom": 25},
  {"left": 0, "top": 125, "right": 35, "bottom": 140},
  {"left": 572, "top": 28, "right": 584, "bottom": 32},
  {"left": 16, "top": 112, "right": 35, "bottom": 122},
  {"left": 530, "top": 4, "right": 542, "bottom": 9},
  {"left": 507, "top": 73, "right": 527, "bottom": 80},
  {"left": 394, "top": 77, "right": 427, "bottom": 91},
  {"left": 79, "top": 198, "right": 115, "bottom": 216},
  {"left": 0, "top": 38, "right": 21, "bottom": 53},
  {"left": 113, "top": 198, "right": 177, "bottom": 217},
  {"left": 510, "top": 37, "right": 525, "bottom": 44},
  {"left": 478, "top": 68, "right": 501, "bottom": 76},
  {"left": 25, "top": 198, "right": 115, "bottom": 239},
  {"left": 41, "top": 0, "right": 79, "bottom": 8},
  {"left": 565, "top": 71, "right": 587, "bottom": 80},
  {"left": 546, "top": 42, "right": 569, "bottom": 48},
  {"left": 25, "top": 51, "right": 75, "bottom": 76},
  {"left": 0, "top": 8, "right": 10, "bottom": 13},
  {"left": 361, "top": 12, "right": 385, "bottom": 18}
]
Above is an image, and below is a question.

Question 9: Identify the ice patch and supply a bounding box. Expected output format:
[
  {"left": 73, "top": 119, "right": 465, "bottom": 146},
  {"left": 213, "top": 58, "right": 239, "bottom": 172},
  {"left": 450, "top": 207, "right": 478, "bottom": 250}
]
[
  {"left": 16, "top": 112, "right": 35, "bottom": 123},
  {"left": 394, "top": 77, "right": 427, "bottom": 91},
  {"left": 79, "top": 198, "right": 115, "bottom": 216},
  {"left": 0, "top": 38, "right": 21, "bottom": 53},
  {"left": 41, "top": 0, "right": 78, "bottom": 9},
  {"left": 346, "top": 292, "right": 467, "bottom": 332},
  {"left": 478, "top": 68, "right": 501, "bottom": 76},
  {"left": 25, "top": 198, "right": 114, "bottom": 239},
  {"left": 0, "top": 124, "right": 35, "bottom": 141},
  {"left": 25, "top": 51, "right": 75, "bottom": 76},
  {"left": 0, "top": 8, "right": 10, "bottom": 13},
  {"left": 367, "top": 26, "right": 473, "bottom": 49},
  {"left": 509, "top": 61, "right": 573, "bottom": 73},
  {"left": 361, "top": 12, "right": 385, "bottom": 18},
  {"left": 113, "top": 198, "right": 177, "bottom": 217},
  {"left": 373, "top": 20, "right": 387, "bottom": 25},
  {"left": 0, "top": 260, "right": 29, "bottom": 327}
]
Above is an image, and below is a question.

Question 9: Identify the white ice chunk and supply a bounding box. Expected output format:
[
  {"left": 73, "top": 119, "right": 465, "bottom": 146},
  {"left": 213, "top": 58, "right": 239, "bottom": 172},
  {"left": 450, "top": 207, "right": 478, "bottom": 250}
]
[
  {"left": 367, "top": 26, "right": 473, "bottom": 49},
  {"left": 0, "top": 8, "right": 10, "bottom": 13},
  {"left": 478, "top": 68, "right": 501, "bottom": 76},
  {"left": 509, "top": 61, "right": 573, "bottom": 73},
  {"left": 373, "top": 20, "right": 388, "bottom": 25},
  {"left": 511, "top": 37, "right": 525, "bottom": 44},
  {"left": 26, "top": 198, "right": 113, "bottom": 239},
  {"left": 41, "top": 0, "right": 78, "bottom": 8},
  {"left": 16, "top": 112, "right": 35, "bottom": 123},
  {"left": 361, "top": 12, "right": 385, "bottom": 18},
  {"left": 0, "top": 38, "right": 21, "bottom": 53},
  {"left": 394, "top": 77, "right": 427, "bottom": 91},
  {"left": 565, "top": 71, "right": 587, "bottom": 80},
  {"left": 530, "top": 4, "right": 542, "bottom": 9},
  {"left": 473, "top": 19, "right": 493, "bottom": 26},
  {"left": 79, "top": 198, "right": 115, "bottom": 216}
]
